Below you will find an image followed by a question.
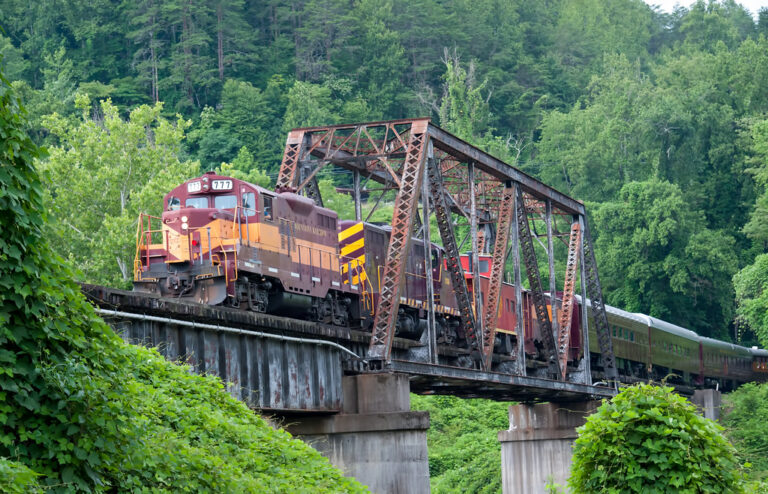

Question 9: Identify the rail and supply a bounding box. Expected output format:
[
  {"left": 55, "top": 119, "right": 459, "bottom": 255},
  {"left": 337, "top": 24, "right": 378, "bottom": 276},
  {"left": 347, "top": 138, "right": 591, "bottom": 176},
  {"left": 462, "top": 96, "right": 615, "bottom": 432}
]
[{"left": 94, "top": 308, "right": 361, "bottom": 358}]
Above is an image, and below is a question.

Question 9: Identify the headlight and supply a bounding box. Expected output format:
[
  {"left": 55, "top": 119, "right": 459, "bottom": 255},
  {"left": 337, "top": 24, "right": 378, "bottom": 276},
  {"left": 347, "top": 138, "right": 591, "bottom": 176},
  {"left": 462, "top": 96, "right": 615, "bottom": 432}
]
[
  {"left": 181, "top": 222, "right": 189, "bottom": 230},
  {"left": 181, "top": 215, "right": 188, "bottom": 222}
]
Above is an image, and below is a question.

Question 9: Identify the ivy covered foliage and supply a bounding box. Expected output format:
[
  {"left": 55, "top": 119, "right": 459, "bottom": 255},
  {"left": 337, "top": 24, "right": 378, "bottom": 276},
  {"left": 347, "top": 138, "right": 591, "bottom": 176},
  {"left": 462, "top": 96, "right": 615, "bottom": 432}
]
[
  {"left": 0, "top": 69, "right": 365, "bottom": 491},
  {"left": 569, "top": 384, "right": 743, "bottom": 493}
]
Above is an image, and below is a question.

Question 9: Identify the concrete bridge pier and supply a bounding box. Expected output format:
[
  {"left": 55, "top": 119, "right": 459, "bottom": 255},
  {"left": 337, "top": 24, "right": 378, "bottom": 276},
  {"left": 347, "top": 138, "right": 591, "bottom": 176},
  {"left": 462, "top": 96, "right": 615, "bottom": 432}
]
[
  {"left": 498, "top": 401, "right": 599, "bottom": 494},
  {"left": 691, "top": 388, "right": 721, "bottom": 420},
  {"left": 285, "top": 373, "right": 430, "bottom": 494}
]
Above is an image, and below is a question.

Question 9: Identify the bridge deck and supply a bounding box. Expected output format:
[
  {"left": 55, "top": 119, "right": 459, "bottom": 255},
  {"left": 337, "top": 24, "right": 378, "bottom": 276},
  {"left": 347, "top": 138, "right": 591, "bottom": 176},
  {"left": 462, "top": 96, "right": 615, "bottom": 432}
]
[{"left": 83, "top": 285, "right": 616, "bottom": 408}]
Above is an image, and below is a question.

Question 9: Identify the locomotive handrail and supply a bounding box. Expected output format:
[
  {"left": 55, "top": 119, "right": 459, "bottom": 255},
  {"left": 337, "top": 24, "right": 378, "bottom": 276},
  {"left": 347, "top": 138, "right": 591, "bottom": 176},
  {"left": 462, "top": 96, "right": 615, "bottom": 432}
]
[
  {"left": 232, "top": 205, "right": 260, "bottom": 246},
  {"left": 134, "top": 213, "right": 165, "bottom": 281},
  {"left": 340, "top": 255, "right": 374, "bottom": 311}
]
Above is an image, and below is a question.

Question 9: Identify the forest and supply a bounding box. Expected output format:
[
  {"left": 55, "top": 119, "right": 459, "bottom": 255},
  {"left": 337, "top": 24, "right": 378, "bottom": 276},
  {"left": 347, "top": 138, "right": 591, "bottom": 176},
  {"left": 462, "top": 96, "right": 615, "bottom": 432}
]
[
  {"left": 5, "top": 0, "right": 768, "bottom": 346},
  {"left": 5, "top": 0, "right": 768, "bottom": 491}
]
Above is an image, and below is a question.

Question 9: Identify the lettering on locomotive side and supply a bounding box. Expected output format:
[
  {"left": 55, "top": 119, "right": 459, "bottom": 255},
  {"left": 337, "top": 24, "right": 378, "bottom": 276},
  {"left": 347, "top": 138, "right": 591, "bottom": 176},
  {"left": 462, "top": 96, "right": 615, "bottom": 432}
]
[{"left": 293, "top": 222, "right": 327, "bottom": 236}]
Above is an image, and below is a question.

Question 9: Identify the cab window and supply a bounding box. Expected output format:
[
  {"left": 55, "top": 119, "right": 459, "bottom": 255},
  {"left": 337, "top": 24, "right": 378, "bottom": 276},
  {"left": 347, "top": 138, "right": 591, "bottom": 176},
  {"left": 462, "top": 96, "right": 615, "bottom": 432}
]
[
  {"left": 242, "top": 192, "right": 256, "bottom": 215},
  {"left": 186, "top": 197, "right": 208, "bottom": 208},
  {"left": 167, "top": 196, "right": 181, "bottom": 211},
  {"left": 214, "top": 194, "right": 237, "bottom": 209},
  {"left": 263, "top": 195, "right": 274, "bottom": 221}
]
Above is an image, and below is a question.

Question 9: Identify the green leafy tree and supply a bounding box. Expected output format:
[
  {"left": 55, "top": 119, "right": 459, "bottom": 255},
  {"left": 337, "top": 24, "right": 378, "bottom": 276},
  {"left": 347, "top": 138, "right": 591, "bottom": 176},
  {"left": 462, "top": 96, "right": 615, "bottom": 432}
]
[
  {"left": 733, "top": 254, "right": 768, "bottom": 347},
  {"left": 40, "top": 96, "right": 198, "bottom": 287},
  {"left": 189, "top": 77, "right": 287, "bottom": 171},
  {"left": 0, "top": 35, "right": 30, "bottom": 82},
  {"left": 570, "top": 384, "right": 743, "bottom": 493},
  {"left": 591, "top": 179, "right": 736, "bottom": 337},
  {"left": 218, "top": 146, "right": 273, "bottom": 187}
]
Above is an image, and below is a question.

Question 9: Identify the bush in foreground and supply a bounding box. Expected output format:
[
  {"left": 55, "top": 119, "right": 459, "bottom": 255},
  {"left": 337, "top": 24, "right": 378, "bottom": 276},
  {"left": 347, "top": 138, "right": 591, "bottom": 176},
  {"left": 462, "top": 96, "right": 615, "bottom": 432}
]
[
  {"left": 569, "top": 383, "right": 742, "bottom": 493},
  {"left": 0, "top": 66, "right": 365, "bottom": 491}
]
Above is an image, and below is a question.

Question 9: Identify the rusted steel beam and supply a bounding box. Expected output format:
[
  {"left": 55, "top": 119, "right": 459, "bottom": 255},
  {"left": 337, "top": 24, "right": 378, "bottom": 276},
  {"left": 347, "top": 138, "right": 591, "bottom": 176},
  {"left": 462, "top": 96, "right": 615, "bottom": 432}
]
[
  {"left": 276, "top": 129, "right": 306, "bottom": 190},
  {"left": 578, "top": 216, "right": 592, "bottom": 385},
  {"left": 546, "top": 200, "right": 559, "bottom": 355},
  {"left": 428, "top": 157, "right": 480, "bottom": 356},
  {"left": 510, "top": 184, "right": 526, "bottom": 373},
  {"left": 367, "top": 121, "right": 429, "bottom": 361},
  {"left": 516, "top": 186, "right": 560, "bottom": 379},
  {"left": 427, "top": 125, "right": 585, "bottom": 215},
  {"left": 557, "top": 221, "right": 582, "bottom": 380},
  {"left": 423, "top": 142, "right": 438, "bottom": 364},
  {"left": 482, "top": 183, "right": 515, "bottom": 369},
  {"left": 300, "top": 165, "right": 324, "bottom": 207},
  {"left": 469, "top": 162, "right": 485, "bottom": 368},
  {"left": 582, "top": 218, "right": 618, "bottom": 385},
  {"left": 284, "top": 119, "right": 585, "bottom": 217}
]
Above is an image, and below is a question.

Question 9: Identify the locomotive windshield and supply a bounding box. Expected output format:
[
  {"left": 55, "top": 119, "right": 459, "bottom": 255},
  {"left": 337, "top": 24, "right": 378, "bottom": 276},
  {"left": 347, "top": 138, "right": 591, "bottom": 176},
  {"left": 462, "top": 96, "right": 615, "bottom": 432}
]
[
  {"left": 214, "top": 194, "right": 237, "bottom": 209},
  {"left": 167, "top": 197, "right": 181, "bottom": 211},
  {"left": 186, "top": 197, "right": 208, "bottom": 208}
]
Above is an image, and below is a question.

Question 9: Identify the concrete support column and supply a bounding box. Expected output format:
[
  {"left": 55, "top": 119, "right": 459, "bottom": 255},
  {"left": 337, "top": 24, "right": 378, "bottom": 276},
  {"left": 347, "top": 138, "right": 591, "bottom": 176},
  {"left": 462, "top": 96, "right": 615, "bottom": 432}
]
[
  {"left": 498, "top": 401, "right": 599, "bottom": 494},
  {"left": 691, "top": 389, "right": 722, "bottom": 421},
  {"left": 286, "top": 373, "right": 430, "bottom": 494}
]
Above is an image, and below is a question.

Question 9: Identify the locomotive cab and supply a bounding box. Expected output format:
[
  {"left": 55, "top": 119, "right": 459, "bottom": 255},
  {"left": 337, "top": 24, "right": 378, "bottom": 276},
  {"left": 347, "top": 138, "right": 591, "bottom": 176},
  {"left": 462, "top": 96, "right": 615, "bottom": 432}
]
[{"left": 134, "top": 172, "right": 262, "bottom": 305}]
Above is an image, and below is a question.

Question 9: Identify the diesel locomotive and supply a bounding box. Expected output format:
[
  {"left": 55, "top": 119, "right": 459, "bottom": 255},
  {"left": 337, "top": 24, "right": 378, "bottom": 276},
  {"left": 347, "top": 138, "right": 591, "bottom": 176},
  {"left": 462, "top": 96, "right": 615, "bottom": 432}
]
[{"left": 133, "top": 172, "right": 768, "bottom": 389}]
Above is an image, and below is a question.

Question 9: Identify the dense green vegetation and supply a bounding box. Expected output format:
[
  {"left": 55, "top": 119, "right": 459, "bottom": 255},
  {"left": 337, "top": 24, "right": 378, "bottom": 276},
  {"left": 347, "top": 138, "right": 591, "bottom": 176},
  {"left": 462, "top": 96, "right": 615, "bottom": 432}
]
[
  {"left": 723, "top": 382, "right": 768, "bottom": 482},
  {"left": 570, "top": 384, "right": 743, "bottom": 493},
  {"left": 0, "top": 68, "right": 364, "bottom": 491},
  {"left": 5, "top": 0, "right": 768, "bottom": 344},
  {"left": 410, "top": 395, "right": 510, "bottom": 493},
  {"left": 8, "top": 0, "right": 768, "bottom": 490}
]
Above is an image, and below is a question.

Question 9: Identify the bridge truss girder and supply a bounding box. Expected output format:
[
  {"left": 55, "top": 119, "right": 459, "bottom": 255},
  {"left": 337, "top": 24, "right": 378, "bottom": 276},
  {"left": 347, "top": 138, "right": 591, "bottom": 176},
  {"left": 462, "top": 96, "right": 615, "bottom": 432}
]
[{"left": 275, "top": 118, "right": 617, "bottom": 383}]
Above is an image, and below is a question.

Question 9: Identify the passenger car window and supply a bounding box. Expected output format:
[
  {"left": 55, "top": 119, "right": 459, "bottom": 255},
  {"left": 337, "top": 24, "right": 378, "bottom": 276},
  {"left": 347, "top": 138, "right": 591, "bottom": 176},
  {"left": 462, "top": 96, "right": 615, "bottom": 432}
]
[{"left": 185, "top": 197, "right": 208, "bottom": 208}]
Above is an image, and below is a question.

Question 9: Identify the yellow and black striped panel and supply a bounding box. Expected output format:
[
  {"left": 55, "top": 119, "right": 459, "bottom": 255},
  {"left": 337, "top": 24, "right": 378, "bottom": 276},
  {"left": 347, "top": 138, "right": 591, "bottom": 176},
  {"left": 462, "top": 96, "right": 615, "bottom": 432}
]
[{"left": 339, "top": 222, "right": 367, "bottom": 285}]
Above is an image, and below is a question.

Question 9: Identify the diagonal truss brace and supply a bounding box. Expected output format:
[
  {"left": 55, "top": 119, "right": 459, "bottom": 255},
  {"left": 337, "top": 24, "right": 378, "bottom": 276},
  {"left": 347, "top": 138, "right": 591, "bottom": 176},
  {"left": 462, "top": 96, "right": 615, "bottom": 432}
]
[
  {"left": 428, "top": 158, "right": 482, "bottom": 362},
  {"left": 557, "top": 221, "right": 581, "bottom": 380},
  {"left": 367, "top": 123, "right": 429, "bottom": 361},
  {"left": 276, "top": 130, "right": 307, "bottom": 190},
  {"left": 300, "top": 165, "right": 324, "bottom": 207},
  {"left": 482, "top": 183, "right": 515, "bottom": 370},
  {"left": 581, "top": 218, "right": 618, "bottom": 384},
  {"left": 516, "top": 186, "right": 560, "bottom": 379}
]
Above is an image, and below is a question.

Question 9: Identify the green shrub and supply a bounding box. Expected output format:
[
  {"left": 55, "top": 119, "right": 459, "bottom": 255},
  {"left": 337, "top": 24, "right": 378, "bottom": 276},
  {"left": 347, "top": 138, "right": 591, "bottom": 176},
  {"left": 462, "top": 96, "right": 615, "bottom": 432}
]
[
  {"left": 0, "top": 63, "right": 366, "bottom": 492},
  {"left": 569, "top": 384, "right": 743, "bottom": 493},
  {"left": 0, "top": 458, "right": 42, "bottom": 493}
]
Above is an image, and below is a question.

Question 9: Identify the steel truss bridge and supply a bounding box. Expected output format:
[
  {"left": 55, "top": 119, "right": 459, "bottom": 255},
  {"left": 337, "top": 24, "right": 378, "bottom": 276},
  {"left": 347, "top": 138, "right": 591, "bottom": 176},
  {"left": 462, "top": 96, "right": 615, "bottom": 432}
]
[
  {"left": 276, "top": 118, "right": 617, "bottom": 384},
  {"left": 85, "top": 118, "right": 625, "bottom": 406}
]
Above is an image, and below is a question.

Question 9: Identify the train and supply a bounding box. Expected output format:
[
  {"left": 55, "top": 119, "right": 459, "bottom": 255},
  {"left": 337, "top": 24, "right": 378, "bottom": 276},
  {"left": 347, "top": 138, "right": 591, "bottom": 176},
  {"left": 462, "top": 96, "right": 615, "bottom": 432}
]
[{"left": 133, "top": 172, "right": 768, "bottom": 390}]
